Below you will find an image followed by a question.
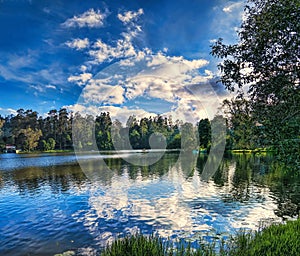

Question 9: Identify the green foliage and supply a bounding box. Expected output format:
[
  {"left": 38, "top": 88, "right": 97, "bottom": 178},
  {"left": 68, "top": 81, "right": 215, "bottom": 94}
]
[
  {"left": 230, "top": 218, "right": 300, "bottom": 256},
  {"left": 0, "top": 108, "right": 205, "bottom": 152},
  {"left": 47, "top": 137, "right": 56, "bottom": 150},
  {"left": 181, "top": 122, "right": 199, "bottom": 151},
  {"left": 100, "top": 234, "right": 219, "bottom": 256},
  {"left": 19, "top": 127, "right": 42, "bottom": 151},
  {"left": 101, "top": 234, "right": 167, "bottom": 256},
  {"left": 222, "top": 99, "right": 256, "bottom": 150},
  {"left": 198, "top": 119, "right": 211, "bottom": 149},
  {"left": 211, "top": 0, "right": 300, "bottom": 166},
  {"left": 100, "top": 219, "right": 300, "bottom": 256},
  {"left": 95, "top": 112, "right": 113, "bottom": 150},
  {"left": 39, "top": 140, "right": 48, "bottom": 151},
  {"left": 167, "top": 133, "right": 181, "bottom": 149}
]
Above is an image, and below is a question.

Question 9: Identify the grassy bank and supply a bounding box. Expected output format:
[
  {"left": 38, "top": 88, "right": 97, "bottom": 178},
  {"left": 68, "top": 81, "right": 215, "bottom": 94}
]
[
  {"left": 100, "top": 218, "right": 300, "bottom": 256},
  {"left": 16, "top": 149, "right": 74, "bottom": 154}
]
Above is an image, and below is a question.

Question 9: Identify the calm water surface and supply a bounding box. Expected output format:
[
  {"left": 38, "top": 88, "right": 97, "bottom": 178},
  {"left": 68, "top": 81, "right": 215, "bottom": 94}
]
[{"left": 0, "top": 151, "right": 299, "bottom": 255}]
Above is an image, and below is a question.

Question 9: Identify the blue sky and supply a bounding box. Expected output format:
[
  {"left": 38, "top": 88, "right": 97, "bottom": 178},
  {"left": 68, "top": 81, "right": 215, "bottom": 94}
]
[{"left": 0, "top": 0, "right": 245, "bottom": 122}]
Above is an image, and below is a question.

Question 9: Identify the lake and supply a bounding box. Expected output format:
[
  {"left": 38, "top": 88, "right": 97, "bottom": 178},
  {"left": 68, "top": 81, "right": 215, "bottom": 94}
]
[{"left": 0, "top": 151, "right": 299, "bottom": 255}]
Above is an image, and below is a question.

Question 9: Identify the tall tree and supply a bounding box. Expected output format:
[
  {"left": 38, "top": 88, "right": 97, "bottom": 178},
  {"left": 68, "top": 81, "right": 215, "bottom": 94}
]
[
  {"left": 19, "top": 128, "right": 42, "bottom": 151},
  {"left": 222, "top": 98, "right": 256, "bottom": 149},
  {"left": 211, "top": 0, "right": 300, "bottom": 164},
  {"left": 181, "top": 122, "right": 198, "bottom": 151},
  {"left": 198, "top": 118, "right": 211, "bottom": 149},
  {"left": 57, "top": 108, "right": 71, "bottom": 149},
  {"left": 95, "top": 112, "right": 113, "bottom": 150},
  {"left": 47, "top": 109, "right": 58, "bottom": 144}
]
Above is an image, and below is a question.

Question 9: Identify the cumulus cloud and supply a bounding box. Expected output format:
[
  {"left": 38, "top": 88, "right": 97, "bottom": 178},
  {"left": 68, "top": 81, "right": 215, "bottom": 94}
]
[
  {"left": 117, "top": 8, "right": 144, "bottom": 24},
  {"left": 65, "top": 103, "right": 100, "bottom": 116},
  {"left": 89, "top": 37, "right": 138, "bottom": 64},
  {"left": 68, "top": 72, "right": 92, "bottom": 86},
  {"left": 71, "top": 51, "right": 225, "bottom": 124},
  {"left": 125, "top": 75, "right": 176, "bottom": 103},
  {"left": 66, "top": 8, "right": 225, "bottom": 124},
  {"left": 146, "top": 53, "right": 208, "bottom": 70},
  {"left": 79, "top": 8, "right": 145, "bottom": 65},
  {"left": 83, "top": 79, "right": 125, "bottom": 105},
  {"left": 65, "top": 38, "right": 90, "bottom": 50},
  {"left": 62, "top": 9, "right": 108, "bottom": 28}
]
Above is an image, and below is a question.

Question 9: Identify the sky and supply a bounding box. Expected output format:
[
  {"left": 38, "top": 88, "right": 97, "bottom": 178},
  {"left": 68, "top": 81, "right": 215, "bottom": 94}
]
[{"left": 0, "top": 0, "right": 246, "bottom": 123}]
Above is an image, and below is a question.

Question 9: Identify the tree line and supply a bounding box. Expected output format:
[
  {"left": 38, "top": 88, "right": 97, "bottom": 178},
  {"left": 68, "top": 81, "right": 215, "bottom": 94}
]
[
  {"left": 0, "top": 108, "right": 205, "bottom": 152},
  {"left": 0, "top": 103, "right": 242, "bottom": 152},
  {"left": 0, "top": 101, "right": 297, "bottom": 156}
]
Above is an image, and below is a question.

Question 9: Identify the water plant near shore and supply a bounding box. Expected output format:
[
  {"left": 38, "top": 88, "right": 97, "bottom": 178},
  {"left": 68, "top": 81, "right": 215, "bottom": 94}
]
[{"left": 100, "top": 218, "right": 300, "bottom": 256}]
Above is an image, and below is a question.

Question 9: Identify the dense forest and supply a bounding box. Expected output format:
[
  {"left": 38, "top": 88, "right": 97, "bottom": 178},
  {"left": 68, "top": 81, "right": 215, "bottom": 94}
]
[
  {"left": 0, "top": 108, "right": 216, "bottom": 152},
  {"left": 0, "top": 103, "right": 283, "bottom": 153}
]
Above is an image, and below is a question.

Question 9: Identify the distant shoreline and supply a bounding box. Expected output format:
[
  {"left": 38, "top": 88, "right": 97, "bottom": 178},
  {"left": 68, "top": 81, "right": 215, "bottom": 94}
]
[{"left": 1, "top": 148, "right": 275, "bottom": 155}]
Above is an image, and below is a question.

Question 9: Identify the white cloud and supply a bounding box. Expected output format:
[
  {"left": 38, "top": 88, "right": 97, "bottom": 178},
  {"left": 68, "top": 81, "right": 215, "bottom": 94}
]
[
  {"left": 223, "top": 2, "right": 244, "bottom": 13},
  {"left": 85, "top": 8, "right": 145, "bottom": 65},
  {"left": 30, "top": 84, "right": 44, "bottom": 93},
  {"left": 0, "top": 59, "right": 67, "bottom": 89},
  {"left": 66, "top": 8, "right": 225, "bottom": 125},
  {"left": 146, "top": 53, "right": 208, "bottom": 70},
  {"left": 46, "top": 84, "right": 57, "bottom": 90},
  {"left": 65, "top": 38, "right": 90, "bottom": 50},
  {"left": 83, "top": 79, "right": 125, "bottom": 105},
  {"left": 98, "top": 106, "right": 156, "bottom": 124},
  {"left": 65, "top": 104, "right": 156, "bottom": 124},
  {"left": 71, "top": 51, "right": 223, "bottom": 124},
  {"left": 117, "top": 8, "right": 144, "bottom": 24},
  {"left": 182, "top": 59, "right": 209, "bottom": 69},
  {"left": 211, "top": 1, "right": 245, "bottom": 44},
  {"left": 62, "top": 9, "right": 108, "bottom": 28},
  {"left": 125, "top": 75, "right": 175, "bottom": 102},
  {"left": 0, "top": 107, "right": 17, "bottom": 116},
  {"left": 68, "top": 72, "right": 92, "bottom": 86},
  {"left": 80, "top": 65, "right": 88, "bottom": 72},
  {"left": 65, "top": 104, "right": 100, "bottom": 116},
  {"left": 89, "top": 36, "right": 139, "bottom": 64}
]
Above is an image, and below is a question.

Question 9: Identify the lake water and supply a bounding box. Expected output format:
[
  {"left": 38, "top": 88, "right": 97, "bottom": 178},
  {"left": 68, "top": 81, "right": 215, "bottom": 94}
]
[{"left": 0, "top": 151, "right": 299, "bottom": 255}]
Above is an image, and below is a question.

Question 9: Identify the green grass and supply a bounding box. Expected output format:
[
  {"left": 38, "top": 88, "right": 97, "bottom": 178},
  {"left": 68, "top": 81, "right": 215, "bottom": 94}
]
[
  {"left": 17, "top": 149, "right": 73, "bottom": 154},
  {"left": 100, "top": 234, "right": 220, "bottom": 256},
  {"left": 100, "top": 218, "right": 300, "bottom": 256},
  {"left": 230, "top": 218, "right": 300, "bottom": 256}
]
